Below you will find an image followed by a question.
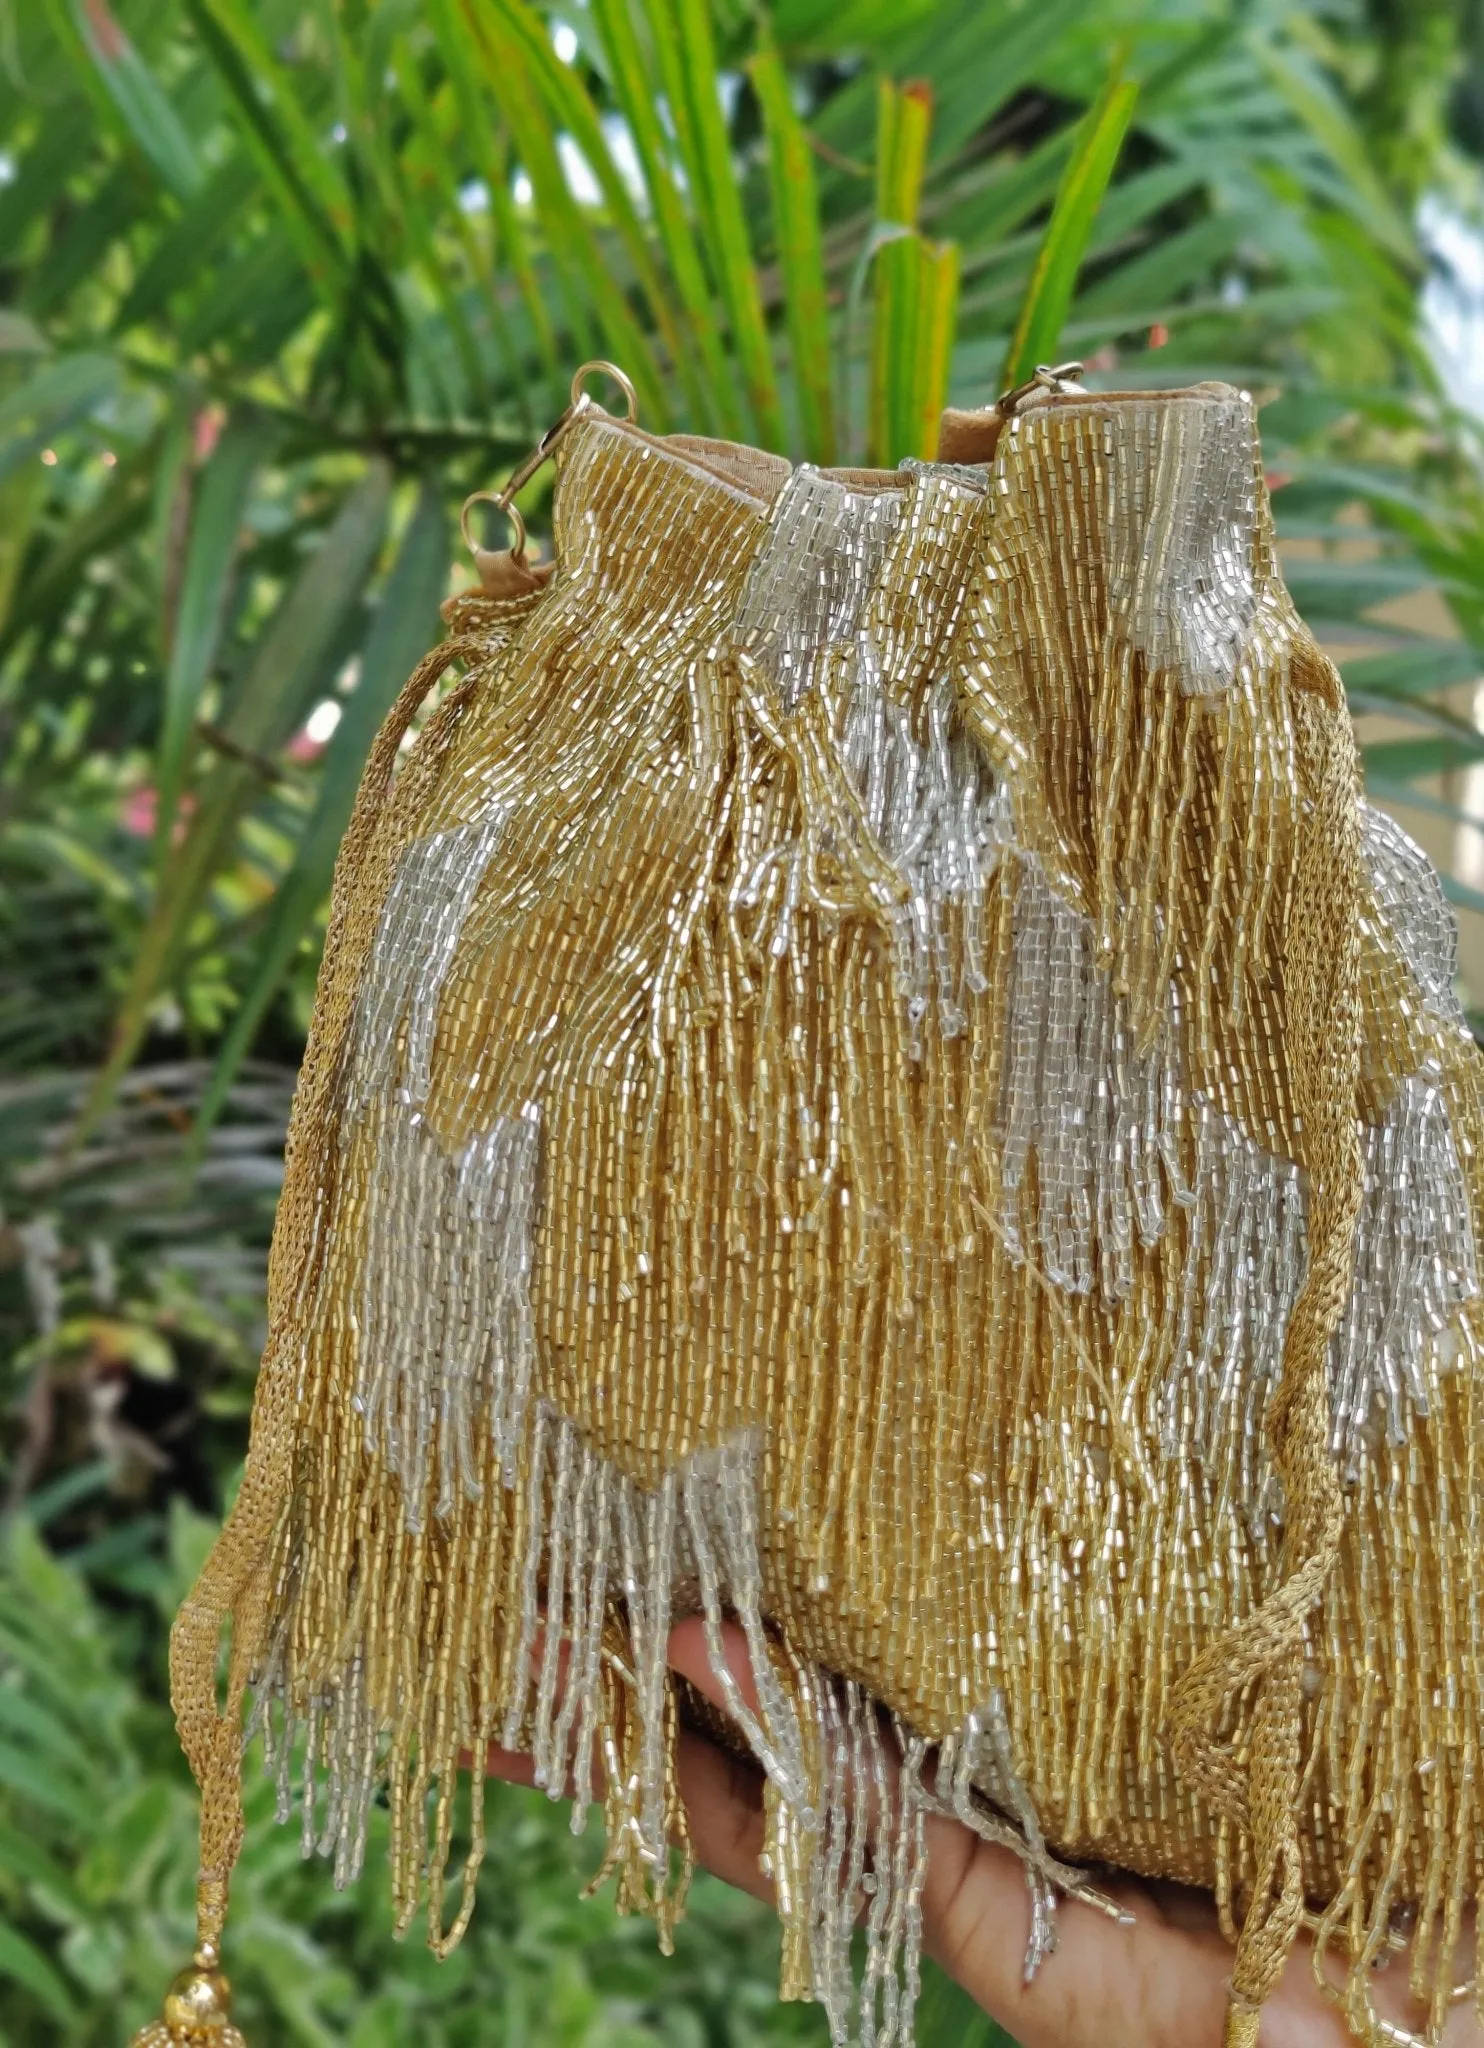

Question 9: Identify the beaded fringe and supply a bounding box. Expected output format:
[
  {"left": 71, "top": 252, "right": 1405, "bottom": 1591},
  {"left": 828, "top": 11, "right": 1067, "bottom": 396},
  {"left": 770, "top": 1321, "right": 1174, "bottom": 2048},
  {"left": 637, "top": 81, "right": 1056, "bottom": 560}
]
[
  {"left": 169, "top": 394, "right": 1484, "bottom": 2048},
  {"left": 248, "top": 1407, "right": 1124, "bottom": 2041}
]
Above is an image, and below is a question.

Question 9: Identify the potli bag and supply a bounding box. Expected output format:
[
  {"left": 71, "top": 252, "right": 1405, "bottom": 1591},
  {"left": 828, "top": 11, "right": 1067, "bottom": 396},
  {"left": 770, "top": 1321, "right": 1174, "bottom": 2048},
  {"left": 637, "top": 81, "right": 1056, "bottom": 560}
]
[{"left": 136, "top": 360, "right": 1484, "bottom": 2048}]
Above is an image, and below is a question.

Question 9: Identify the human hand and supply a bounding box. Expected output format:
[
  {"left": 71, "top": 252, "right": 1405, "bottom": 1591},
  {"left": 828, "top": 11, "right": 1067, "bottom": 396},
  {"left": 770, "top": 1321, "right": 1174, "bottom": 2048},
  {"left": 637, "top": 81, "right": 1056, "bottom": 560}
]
[{"left": 485, "top": 1618, "right": 1481, "bottom": 2048}]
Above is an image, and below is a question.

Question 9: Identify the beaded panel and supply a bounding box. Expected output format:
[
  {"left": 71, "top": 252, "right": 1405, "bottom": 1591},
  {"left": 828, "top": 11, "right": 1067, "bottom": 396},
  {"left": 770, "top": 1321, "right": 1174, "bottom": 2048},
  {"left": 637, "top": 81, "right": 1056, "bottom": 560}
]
[{"left": 181, "top": 392, "right": 1484, "bottom": 2048}]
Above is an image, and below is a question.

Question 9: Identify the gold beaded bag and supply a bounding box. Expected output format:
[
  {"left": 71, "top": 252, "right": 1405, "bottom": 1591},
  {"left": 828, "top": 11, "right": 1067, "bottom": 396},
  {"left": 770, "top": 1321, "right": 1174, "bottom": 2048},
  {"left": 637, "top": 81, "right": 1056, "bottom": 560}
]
[{"left": 140, "top": 363, "right": 1484, "bottom": 2048}]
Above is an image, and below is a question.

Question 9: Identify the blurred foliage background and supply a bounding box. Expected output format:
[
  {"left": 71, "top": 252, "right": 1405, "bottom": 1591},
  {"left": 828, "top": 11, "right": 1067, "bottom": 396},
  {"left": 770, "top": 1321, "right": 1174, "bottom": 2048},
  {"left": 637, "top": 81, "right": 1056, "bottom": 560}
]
[{"left": 8, "top": 0, "right": 1484, "bottom": 2040}]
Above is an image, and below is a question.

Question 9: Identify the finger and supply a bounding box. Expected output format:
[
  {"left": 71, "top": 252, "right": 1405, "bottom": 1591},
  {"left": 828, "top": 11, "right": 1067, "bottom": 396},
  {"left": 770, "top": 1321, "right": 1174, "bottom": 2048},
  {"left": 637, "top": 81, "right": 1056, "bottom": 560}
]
[
  {"left": 667, "top": 1627, "right": 1230, "bottom": 2048},
  {"left": 482, "top": 1613, "right": 758, "bottom": 1779},
  {"left": 668, "top": 1635, "right": 1232, "bottom": 2048},
  {"left": 483, "top": 1610, "right": 1479, "bottom": 2048},
  {"left": 481, "top": 1610, "right": 774, "bottom": 1901},
  {"left": 666, "top": 1609, "right": 898, "bottom": 1832},
  {"left": 487, "top": 1613, "right": 1233, "bottom": 2048},
  {"left": 922, "top": 1833, "right": 1233, "bottom": 2048},
  {"left": 666, "top": 1612, "right": 761, "bottom": 1715},
  {"left": 930, "top": 1843, "right": 1475, "bottom": 2048},
  {"left": 478, "top": 1625, "right": 589, "bottom": 1795},
  {"left": 673, "top": 1725, "right": 772, "bottom": 1903},
  {"left": 481, "top": 1616, "right": 1251, "bottom": 2048},
  {"left": 482, "top": 1739, "right": 539, "bottom": 1790}
]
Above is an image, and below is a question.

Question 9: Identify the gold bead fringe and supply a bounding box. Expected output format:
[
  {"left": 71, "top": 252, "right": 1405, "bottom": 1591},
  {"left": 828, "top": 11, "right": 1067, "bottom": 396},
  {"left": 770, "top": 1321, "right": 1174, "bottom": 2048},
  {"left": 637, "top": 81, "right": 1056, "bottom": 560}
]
[{"left": 144, "top": 381, "right": 1484, "bottom": 2048}]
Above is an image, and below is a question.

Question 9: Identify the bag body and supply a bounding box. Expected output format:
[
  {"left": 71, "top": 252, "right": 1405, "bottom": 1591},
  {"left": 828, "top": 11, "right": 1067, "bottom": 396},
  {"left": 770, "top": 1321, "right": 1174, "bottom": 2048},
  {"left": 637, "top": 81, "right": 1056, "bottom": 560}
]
[{"left": 150, "top": 379, "right": 1484, "bottom": 2048}]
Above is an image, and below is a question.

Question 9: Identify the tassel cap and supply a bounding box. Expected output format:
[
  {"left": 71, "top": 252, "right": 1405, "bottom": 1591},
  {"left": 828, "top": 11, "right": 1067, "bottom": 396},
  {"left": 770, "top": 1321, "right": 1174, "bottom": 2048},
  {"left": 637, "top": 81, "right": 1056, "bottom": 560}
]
[{"left": 130, "top": 1945, "right": 245, "bottom": 2046}]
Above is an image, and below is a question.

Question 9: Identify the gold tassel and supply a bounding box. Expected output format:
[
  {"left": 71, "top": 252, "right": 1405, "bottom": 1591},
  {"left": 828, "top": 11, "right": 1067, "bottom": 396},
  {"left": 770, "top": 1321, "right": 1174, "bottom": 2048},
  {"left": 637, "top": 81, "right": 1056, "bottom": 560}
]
[
  {"left": 1222, "top": 2006, "right": 1262, "bottom": 2048},
  {"left": 130, "top": 1942, "right": 244, "bottom": 2047}
]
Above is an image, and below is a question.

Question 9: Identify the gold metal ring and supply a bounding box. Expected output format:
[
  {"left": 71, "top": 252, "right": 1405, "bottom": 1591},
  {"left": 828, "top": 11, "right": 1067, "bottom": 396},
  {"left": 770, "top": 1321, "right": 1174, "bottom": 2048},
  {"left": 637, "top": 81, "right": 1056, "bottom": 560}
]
[
  {"left": 570, "top": 359, "right": 639, "bottom": 421},
  {"left": 461, "top": 365, "right": 636, "bottom": 570},
  {"left": 995, "top": 360, "right": 1086, "bottom": 419},
  {"left": 461, "top": 490, "right": 527, "bottom": 564}
]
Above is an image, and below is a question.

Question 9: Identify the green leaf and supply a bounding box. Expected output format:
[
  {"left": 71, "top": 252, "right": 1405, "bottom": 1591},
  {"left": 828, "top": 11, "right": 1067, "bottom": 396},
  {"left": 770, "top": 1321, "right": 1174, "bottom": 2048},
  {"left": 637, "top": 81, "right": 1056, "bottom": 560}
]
[
  {"left": 0, "top": 1680, "right": 102, "bottom": 1784},
  {"left": 590, "top": 0, "right": 739, "bottom": 437},
  {"left": 0, "top": 1819, "right": 90, "bottom": 1919},
  {"left": 1073, "top": 211, "right": 1254, "bottom": 322},
  {"left": 477, "top": 0, "right": 692, "bottom": 426},
  {"left": 65, "top": 0, "right": 203, "bottom": 201},
  {"left": 1293, "top": 458, "right": 1457, "bottom": 525},
  {"left": 868, "top": 229, "right": 959, "bottom": 467},
  {"left": 25, "top": 169, "right": 148, "bottom": 322},
  {"left": 155, "top": 410, "right": 278, "bottom": 861},
  {"left": 114, "top": 157, "right": 261, "bottom": 333},
  {"left": 0, "top": 351, "right": 119, "bottom": 486},
  {"left": 915, "top": 238, "right": 959, "bottom": 459},
  {"left": 0, "top": 1738, "right": 97, "bottom": 1830},
  {"left": 0, "top": 452, "right": 45, "bottom": 645},
  {"left": 195, "top": 480, "right": 448, "bottom": 1136},
  {"left": 875, "top": 75, "right": 932, "bottom": 227},
  {"left": 637, "top": 0, "right": 783, "bottom": 447},
  {"left": 19, "top": 1461, "right": 110, "bottom": 1532},
  {"left": 750, "top": 35, "right": 835, "bottom": 464},
  {"left": 1363, "top": 735, "right": 1484, "bottom": 782},
  {"left": 1000, "top": 66, "right": 1139, "bottom": 390},
  {"left": 1347, "top": 692, "right": 1481, "bottom": 743},
  {"left": 1343, "top": 643, "right": 1482, "bottom": 702},
  {"left": 0, "top": 1604, "right": 101, "bottom": 1730},
  {"left": 869, "top": 230, "right": 917, "bottom": 468},
  {"left": 3, "top": 1516, "right": 108, "bottom": 1651},
  {"left": 1088, "top": 161, "right": 1209, "bottom": 257},
  {"left": 175, "top": 228, "right": 317, "bottom": 367},
  {"left": 84, "top": 463, "right": 393, "bottom": 1129},
  {"left": 0, "top": 430, "right": 154, "bottom": 658},
  {"left": 0, "top": 311, "right": 50, "bottom": 357},
  {"left": 937, "top": 127, "right": 1075, "bottom": 256},
  {"left": 422, "top": 0, "right": 561, "bottom": 411},
  {"left": 815, "top": 0, "right": 1085, "bottom": 166},
  {"left": 865, "top": 81, "right": 959, "bottom": 467},
  {"left": 213, "top": 464, "right": 392, "bottom": 755},
  {"left": 771, "top": 0, "right": 936, "bottom": 52},
  {"left": 1251, "top": 36, "right": 1416, "bottom": 269},
  {"left": 1282, "top": 553, "right": 1431, "bottom": 622},
  {"left": 182, "top": 0, "right": 351, "bottom": 297},
  {"left": 163, "top": 1496, "right": 222, "bottom": 1616},
  {"left": 388, "top": 37, "right": 511, "bottom": 405},
  {"left": 0, "top": 117, "right": 76, "bottom": 254},
  {"left": 445, "top": 0, "right": 669, "bottom": 427},
  {"left": 355, "top": 40, "right": 490, "bottom": 417},
  {"left": 74, "top": 1777, "right": 174, "bottom": 1901},
  {"left": 0, "top": 1920, "right": 75, "bottom": 2023}
]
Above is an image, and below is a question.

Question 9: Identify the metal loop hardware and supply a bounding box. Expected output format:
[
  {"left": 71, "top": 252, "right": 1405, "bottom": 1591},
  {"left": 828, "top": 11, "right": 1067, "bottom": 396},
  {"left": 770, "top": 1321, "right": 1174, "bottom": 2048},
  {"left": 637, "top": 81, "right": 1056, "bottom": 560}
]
[
  {"left": 994, "top": 360, "right": 1086, "bottom": 420},
  {"left": 462, "top": 360, "right": 639, "bottom": 567}
]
